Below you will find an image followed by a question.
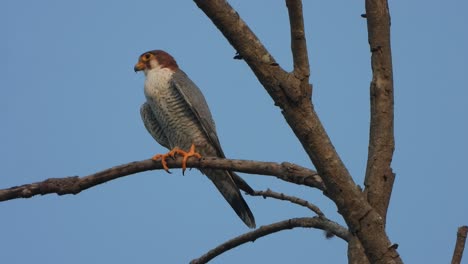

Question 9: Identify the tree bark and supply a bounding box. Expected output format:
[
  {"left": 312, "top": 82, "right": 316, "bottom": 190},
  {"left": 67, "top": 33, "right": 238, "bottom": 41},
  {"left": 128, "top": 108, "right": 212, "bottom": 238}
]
[
  {"left": 191, "top": 217, "right": 350, "bottom": 264},
  {"left": 0, "top": 157, "right": 323, "bottom": 202},
  {"left": 451, "top": 226, "right": 468, "bottom": 264},
  {"left": 363, "top": 0, "right": 395, "bottom": 225},
  {"left": 193, "top": 0, "right": 402, "bottom": 263}
]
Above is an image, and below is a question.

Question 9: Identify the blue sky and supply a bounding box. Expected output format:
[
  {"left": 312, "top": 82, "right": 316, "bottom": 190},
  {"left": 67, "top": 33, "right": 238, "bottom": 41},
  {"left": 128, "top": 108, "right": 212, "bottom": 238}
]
[{"left": 2, "top": 0, "right": 467, "bottom": 263}]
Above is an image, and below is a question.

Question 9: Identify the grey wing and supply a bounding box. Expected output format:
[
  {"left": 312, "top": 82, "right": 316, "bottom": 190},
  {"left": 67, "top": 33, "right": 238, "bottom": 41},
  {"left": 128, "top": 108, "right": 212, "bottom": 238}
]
[
  {"left": 140, "top": 102, "right": 170, "bottom": 149},
  {"left": 171, "top": 70, "right": 226, "bottom": 157},
  {"left": 172, "top": 71, "right": 256, "bottom": 196}
]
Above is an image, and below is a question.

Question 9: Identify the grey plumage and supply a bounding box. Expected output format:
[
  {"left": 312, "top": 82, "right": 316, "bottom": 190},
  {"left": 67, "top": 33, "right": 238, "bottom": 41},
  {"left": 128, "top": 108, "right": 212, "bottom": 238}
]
[{"left": 136, "top": 50, "right": 256, "bottom": 228}]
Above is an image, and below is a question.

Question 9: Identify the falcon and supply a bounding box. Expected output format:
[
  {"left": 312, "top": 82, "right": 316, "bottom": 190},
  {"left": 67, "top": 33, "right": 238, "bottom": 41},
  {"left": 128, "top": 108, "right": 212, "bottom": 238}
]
[{"left": 134, "top": 50, "right": 256, "bottom": 228}]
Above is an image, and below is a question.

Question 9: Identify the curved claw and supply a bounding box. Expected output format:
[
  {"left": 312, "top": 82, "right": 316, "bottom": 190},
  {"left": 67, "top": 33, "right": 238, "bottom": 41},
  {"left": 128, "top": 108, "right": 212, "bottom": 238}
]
[
  {"left": 152, "top": 153, "right": 172, "bottom": 173},
  {"left": 151, "top": 144, "right": 202, "bottom": 175},
  {"left": 181, "top": 144, "right": 202, "bottom": 175}
]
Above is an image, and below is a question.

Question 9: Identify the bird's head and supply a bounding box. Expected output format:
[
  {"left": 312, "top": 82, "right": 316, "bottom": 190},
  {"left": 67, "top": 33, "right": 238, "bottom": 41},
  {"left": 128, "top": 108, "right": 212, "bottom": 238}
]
[{"left": 134, "top": 50, "right": 179, "bottom": 74}]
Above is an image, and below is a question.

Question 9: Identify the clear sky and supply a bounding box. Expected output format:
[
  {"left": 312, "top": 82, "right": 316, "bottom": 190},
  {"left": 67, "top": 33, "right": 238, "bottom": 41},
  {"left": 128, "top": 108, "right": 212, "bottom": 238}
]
[{"left": 2, "top": 1, "right": 467, "bottom": 263}]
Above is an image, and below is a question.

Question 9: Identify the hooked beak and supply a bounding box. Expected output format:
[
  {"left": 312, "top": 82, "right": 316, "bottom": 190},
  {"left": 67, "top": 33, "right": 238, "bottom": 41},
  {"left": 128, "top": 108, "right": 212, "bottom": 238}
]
[{"left": 134, "top": 61, "right": 145, "bottom": 72}]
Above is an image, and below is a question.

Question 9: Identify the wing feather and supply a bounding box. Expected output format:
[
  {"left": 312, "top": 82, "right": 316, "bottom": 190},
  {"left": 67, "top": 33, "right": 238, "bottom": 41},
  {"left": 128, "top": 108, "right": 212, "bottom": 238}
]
[
  {"left": 170, "top": 70, "right": 226, "bottom": 157},
  {"left": 140, "top": 102, "right": 170, "bottom": 149}
]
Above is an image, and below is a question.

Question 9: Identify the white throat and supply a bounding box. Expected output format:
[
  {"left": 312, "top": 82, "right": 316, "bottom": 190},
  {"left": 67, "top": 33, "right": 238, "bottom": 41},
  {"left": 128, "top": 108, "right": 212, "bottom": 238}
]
[{"left": 144, "top": 67, "right": 175, "bottom": 99}]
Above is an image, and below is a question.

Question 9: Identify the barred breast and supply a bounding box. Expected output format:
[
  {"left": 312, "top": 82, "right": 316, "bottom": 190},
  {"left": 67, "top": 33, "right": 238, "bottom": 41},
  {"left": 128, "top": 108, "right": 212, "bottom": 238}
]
[{"left": 144, "top": 68, "right": 215, "bottom": 155}]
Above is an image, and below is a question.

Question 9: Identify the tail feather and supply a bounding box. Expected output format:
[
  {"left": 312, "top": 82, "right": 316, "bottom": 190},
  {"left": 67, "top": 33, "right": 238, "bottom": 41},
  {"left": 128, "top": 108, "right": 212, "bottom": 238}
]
[
  {"left": 230, "top": 171, "right": 255, "bottom": 195},
  {"left": 202, "top": 169, "right": 256, "bottom": 228}
]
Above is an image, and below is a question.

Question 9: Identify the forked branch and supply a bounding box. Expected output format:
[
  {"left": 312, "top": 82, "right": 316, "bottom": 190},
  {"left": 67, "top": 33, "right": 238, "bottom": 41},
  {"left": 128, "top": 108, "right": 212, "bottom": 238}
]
[{"left": 193, "top": 1, "right": 401, "bottom": 263}]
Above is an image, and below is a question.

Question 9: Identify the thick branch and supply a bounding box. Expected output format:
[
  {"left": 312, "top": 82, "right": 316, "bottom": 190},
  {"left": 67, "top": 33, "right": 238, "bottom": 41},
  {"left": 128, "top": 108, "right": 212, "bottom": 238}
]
[
  {"left": 0, "top": 157, "right": 323, "bottom": 202},
  {"left": 348, "top": 236, "right": 371, "bottom": 264},
  {"left": 252, "top": 188, "right": 324, "bottom": 216},
  {"left": 194, "top": 0, "right": 305, "bottom": 105},
  {"left": 363, "top": 0, "right": 395, "bottom": 223},
  {"left": 451, "top": 226, "right": 468, "bottom": 264},
  {"left": 193, "top": 1, "right": 401, "bottom": 263},
  {"left": 190, "top": 217, "right": 351, "bottom": 264}
]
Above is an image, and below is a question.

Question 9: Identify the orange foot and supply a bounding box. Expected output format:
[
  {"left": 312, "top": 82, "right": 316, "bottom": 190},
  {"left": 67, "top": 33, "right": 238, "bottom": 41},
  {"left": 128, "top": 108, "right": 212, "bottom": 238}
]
[{"left": 152, "top": 143, "right": 202, "bottom": 174}]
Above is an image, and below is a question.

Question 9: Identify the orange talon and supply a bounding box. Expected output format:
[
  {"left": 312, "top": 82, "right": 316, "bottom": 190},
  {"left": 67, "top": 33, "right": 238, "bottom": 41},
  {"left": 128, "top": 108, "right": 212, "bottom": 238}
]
[
  {"left": 152, "top": 153, "right": 172, "bottom": 173},
  {"left": 152, "top": 147, "right": 184, "bottom": 173},
  {"left": 151, "top": 144, "right": 201, "bottom": 174},
  {"left": 181, "top": 144, "right": 202, "bottom": 175}
]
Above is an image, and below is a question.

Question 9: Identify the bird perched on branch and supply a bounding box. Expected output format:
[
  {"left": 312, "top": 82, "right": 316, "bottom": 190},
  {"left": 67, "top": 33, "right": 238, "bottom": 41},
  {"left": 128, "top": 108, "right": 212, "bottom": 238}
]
[{"left": 134, "top": 50, "right": 256, "bottom": 228}]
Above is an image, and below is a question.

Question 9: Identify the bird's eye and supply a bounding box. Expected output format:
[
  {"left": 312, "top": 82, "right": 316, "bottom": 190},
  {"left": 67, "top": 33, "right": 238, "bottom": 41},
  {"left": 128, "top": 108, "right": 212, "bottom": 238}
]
[{"left": 142, "top": 53, "right": 152, "bottom": 61}]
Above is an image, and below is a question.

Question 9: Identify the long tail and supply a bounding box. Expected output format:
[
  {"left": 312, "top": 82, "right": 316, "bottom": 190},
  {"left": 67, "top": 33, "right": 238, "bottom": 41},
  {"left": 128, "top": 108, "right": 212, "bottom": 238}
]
[
  {"left": 230, "top": 171, "right": 255, "bottom": 195},
  {"left": 202, "top": 169, "right": 256, "bottom": 228}
]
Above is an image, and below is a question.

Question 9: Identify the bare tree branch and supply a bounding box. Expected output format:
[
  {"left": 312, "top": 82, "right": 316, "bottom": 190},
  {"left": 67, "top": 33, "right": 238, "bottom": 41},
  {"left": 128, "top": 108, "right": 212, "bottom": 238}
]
[
  {"left": 193, "top": 1, "right": 401, "bottom": 263},
  {"left": 451, "top": 226, "right": 468, "bottom": 264},
  {"left": 363, "top": 0, "right": 395, "bottom": 224},
  {"left": 0, "top": 157, "right": 324, "bottom": 202},
  {"left": 194, "top": 0, "right": 300, "bottom": 105},
  {"left": 190, "top": 217, "right": 351, "bottom": 264},
  {"left": 348, "top": 1, "right": 396, "bottom": 263},
  {"left": 251, "top": 188, "right": 324, "bottom": 216},
  {"left": 348, "top": 236, "right": 371, "bottom": 264},
  {"left": 286, "top": 0, "right": 311, "bottom": 97}
]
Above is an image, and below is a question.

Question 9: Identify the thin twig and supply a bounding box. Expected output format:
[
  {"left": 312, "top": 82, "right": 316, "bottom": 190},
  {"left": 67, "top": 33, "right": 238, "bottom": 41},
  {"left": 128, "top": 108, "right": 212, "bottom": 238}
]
[
  {"left": 0, "top": 157, "right": 324, "bottom": 202},
  {"left": 451, "top": 226, "right": 468, "bottom": 264},
  {"left": 190, "top": 217, "right": 350, "bottom": 264},
  {"left": 251, "top": 188, "right": 324, "bottom": 216}
]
